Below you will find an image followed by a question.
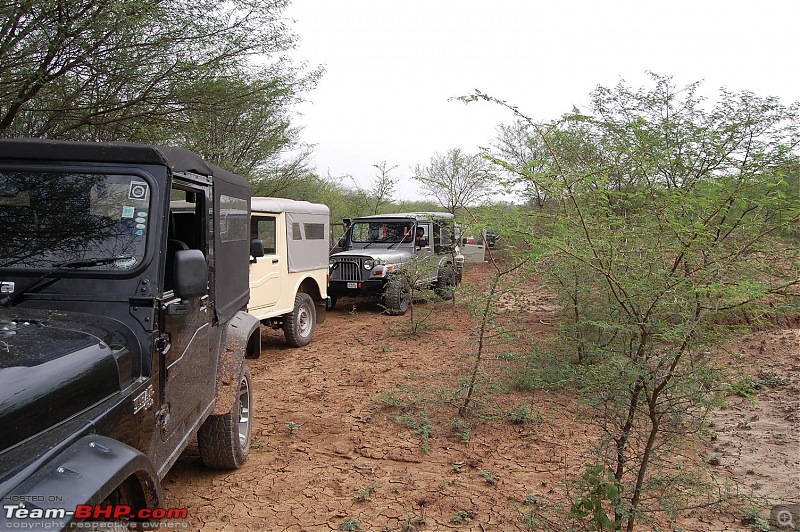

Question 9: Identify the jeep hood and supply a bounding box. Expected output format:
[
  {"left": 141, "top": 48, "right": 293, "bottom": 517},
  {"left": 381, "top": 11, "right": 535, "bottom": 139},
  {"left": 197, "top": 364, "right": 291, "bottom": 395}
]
[
  {"left": 0, "top": 312, "right": 124, "bottom": 451},
  {"left": 331, "top": 248, "right": 413, "bottom": 264}
]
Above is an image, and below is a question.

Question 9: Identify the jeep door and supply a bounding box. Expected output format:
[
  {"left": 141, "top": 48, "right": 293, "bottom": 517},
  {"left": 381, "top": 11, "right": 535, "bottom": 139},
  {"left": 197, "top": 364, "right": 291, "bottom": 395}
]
[
  {"left": 160, "top": 181, "right": 213, "bottom": 442},
  {"left": 249, "top": 214, "right": 281, "bottom": 311},
  {"left": 414, "top": 222, "right": 436, "bottom": 282}
]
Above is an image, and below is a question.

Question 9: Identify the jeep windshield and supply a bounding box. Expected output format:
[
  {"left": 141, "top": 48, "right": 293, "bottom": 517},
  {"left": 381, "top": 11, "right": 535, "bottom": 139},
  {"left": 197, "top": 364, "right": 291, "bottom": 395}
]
[
  {"left": 350, "top": 220, "right": 414, "bottom": 245},
  {"left": 0, "top": 171, "right": 151, "bottom": 270}
]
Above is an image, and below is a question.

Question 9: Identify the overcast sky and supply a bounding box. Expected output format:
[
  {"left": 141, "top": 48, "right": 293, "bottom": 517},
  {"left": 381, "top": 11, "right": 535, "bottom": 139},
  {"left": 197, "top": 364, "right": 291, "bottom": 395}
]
[{"left": 283, "top": 1, "right": 800, "bottom": 202}]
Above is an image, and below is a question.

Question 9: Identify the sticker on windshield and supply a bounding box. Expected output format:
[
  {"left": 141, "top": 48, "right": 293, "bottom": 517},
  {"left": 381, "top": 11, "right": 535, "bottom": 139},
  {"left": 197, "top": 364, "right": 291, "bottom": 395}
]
[
  {"left": 121, "top": 206, "right": 135, "bottom": 218},
  {"left": 128, "top": 181, "right": 149, "bottom": 201},
  {"left": 114, "top": 257, "right": 138, "bottom": 269}
]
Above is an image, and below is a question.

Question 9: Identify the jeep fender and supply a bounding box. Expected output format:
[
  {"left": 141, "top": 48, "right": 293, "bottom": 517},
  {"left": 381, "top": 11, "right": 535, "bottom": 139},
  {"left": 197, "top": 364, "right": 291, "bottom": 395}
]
[
  {"left": 214, "top": 310, "right": 260, "bottom": 415},
  {"left": 297, "top": 276, "right": 326, "bottom": 325},
  {"left": 0, "top": 435, "right": 161, "bottom": 527}
]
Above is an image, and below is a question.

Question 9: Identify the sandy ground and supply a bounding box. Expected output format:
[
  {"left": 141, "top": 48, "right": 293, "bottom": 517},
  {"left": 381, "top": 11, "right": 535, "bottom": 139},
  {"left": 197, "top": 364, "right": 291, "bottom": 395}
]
[{"left": 163, "top": 263, "right": 799, "bottom": 531}]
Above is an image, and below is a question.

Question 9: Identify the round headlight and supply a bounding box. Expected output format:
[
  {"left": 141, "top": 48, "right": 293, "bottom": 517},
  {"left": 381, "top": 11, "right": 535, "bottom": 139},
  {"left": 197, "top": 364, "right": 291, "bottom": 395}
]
[
  {"left": 329, "top": 260, "right": 338, "bottom": 270},
  {"left": 363, "top": 259, "right": 374, "bottom": 270}
]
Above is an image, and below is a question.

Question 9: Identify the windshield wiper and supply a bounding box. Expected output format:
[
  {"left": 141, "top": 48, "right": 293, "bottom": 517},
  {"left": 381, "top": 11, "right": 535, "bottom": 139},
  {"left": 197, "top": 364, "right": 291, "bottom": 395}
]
[{"left": 0, "top": 256, "right": 132, "bottom": 307}]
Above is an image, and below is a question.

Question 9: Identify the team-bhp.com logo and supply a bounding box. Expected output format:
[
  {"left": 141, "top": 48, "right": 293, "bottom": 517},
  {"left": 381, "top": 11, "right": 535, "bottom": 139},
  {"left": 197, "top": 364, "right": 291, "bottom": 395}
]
[{"left": 4, "top": 503, "right": 188, "bottom": 528}]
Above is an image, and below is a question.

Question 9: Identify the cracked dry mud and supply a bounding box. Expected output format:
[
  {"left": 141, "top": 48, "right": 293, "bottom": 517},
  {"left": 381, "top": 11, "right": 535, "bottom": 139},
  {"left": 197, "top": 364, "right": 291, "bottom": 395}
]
[{"left": 163, "top": 263, "right": 799, "bottom": 531}]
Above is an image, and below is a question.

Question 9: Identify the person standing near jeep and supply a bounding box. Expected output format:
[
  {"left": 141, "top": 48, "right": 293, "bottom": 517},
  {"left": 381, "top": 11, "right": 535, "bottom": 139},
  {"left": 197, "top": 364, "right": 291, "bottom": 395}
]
[{"left": 0, "top": 138, "right": 261, "bottom": 529}]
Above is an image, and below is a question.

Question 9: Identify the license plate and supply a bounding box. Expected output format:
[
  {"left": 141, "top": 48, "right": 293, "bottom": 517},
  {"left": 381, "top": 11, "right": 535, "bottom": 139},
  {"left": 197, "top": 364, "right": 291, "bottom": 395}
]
[{"left": 347, "top": 282, "right": 358, "bottom": 289}]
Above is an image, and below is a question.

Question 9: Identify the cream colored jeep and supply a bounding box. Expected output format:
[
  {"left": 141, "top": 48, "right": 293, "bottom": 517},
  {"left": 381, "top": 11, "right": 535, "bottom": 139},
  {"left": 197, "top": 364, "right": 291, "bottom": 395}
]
[{"left": 249, "top": 197, "right": 329, "bottom": 347}]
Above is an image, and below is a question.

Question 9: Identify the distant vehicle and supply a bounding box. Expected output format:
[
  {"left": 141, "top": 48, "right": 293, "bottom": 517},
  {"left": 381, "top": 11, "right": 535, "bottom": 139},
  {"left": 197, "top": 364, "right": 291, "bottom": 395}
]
[
  {"left": 248, "top": 197, "right": 329, "bottom": 347},
  {"left": 0, "top": 138, "right": 261, "bottom": 529},
  {"left": 461, "top": 237, "right": 486, "bottom": 263},
  {"left": 458, "top": 227, "right": 500, "bottom": 263},
  {"left": 328, "top": 212, "right": 464, "bottom": 315}
]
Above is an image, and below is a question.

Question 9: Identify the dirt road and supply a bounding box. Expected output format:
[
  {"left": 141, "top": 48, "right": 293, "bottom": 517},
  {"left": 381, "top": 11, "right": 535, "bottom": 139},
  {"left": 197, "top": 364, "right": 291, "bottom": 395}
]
[{"left": 163, "top": 263, "right": 799, "bottom": 531}]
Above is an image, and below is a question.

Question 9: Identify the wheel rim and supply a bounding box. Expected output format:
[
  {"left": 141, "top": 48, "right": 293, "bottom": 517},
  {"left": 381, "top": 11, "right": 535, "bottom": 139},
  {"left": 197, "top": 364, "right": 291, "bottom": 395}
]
[
  {"left": 237, "top": 375, "right": 251, "bottom": 449},
  {"left": 297, "top": 303, "right": 313, "bottom": 337}
]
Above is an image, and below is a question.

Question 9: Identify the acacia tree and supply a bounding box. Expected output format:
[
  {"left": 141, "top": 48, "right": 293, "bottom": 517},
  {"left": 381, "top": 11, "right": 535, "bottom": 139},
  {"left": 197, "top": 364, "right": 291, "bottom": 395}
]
[
  {"left": 0, "top": 0, "right": 318, "bottom": 180},
  {"left": 466, "top": 75, "right": 800, "bottom": 530},
  {"left": 172, "top": 68, "right": 318, "bottom": 196},
  {"left": 412, "top": 148, "right": 493, "bottom": 214},
  {"left": 485, "top": 120, "right": 555, "bottom": 208},
  {"left": 363, "top": 161, "right": 398, "bottom": 214}
]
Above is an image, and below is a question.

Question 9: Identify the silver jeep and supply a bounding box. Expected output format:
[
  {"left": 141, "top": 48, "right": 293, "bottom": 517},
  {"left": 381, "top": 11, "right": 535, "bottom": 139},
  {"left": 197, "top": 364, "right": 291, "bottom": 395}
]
[{"left": 328, "top": 212, "right": 464, "bottom": 315}]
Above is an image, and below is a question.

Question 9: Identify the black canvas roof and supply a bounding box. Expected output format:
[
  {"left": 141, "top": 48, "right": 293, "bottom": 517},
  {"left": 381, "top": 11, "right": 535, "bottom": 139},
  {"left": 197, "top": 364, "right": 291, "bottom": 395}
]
[{"left": 0, "top": 138, "right": 248, "bottom": 189}]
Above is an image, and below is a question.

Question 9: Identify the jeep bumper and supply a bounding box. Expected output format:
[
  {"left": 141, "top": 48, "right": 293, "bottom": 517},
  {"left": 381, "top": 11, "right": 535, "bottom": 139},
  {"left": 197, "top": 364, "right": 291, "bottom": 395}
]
[{"left": 328, "top": 279, "right": 386, "bottom": 298}]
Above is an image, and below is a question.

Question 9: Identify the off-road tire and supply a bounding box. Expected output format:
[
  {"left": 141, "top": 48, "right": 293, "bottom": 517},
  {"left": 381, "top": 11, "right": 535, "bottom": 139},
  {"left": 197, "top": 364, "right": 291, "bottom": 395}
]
[
  {"left": 198, "top": 362, "right": 252, "bottom": 469},
  {"left": 435, "top": 266, "right": 456, "bottom": 301},
  {"left": 384, "top": 276, "right": 410, "bottom": 316},
  {"left": 99, "top": 477, "right": 148, "bottom": 531},
  {"left": 283, "top": 292, "right": 316, "bottom": 347}
]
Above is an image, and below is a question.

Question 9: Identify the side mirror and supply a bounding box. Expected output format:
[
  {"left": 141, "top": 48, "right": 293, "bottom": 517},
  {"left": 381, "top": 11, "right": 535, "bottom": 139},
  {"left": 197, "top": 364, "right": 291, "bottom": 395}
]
[
  {"left": 250, "top": 239, "right": 265, "bottom": 258},
  {"left": 342, "top": 218, "right": 352, "bottom": 227},
  {"left": 174, "top": 249, "right": 207, "bottom": 300}
]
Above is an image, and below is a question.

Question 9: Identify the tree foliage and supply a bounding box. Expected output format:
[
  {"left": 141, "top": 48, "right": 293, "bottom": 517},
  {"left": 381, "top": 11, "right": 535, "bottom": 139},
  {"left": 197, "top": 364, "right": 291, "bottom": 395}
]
[
  {"left": 0, "top": 0, "right": 320, "bottom": 185},
  {"left": 486, "top": 120, "right": 554, "bottom": 208},
  {"left": 348, "top": 161, "right": 397, "bottom": 215},
  {"left": 470, "top": 74, "right": 800, "bottom": 530},
  {"left": 413, "top": 148, "right": 494, "bottom": 214}
]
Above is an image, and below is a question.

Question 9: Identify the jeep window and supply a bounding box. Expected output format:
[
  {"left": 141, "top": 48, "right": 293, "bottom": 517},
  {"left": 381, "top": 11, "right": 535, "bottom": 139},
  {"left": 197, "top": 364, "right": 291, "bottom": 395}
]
[
  {"left": 165, "top": 184, "right": 208, "bottom": 296},
  {"left": 350, "top": 221, "right": 414, "bottom": 244},
  {"left": 434, "top": 221, "right": 455, "bottom": 252},
  {"left": 304, "top": 223, "right": 325, "bottom": 240},
  {"left": 0, "top": 171, "right": 150, "bottom": 270},
  {"left": 220, "top": 195, "right": 248, "bottom": 243},
  {"left": 291, "top": 222, "right": 302, "bottom": 240},
  {"left": 251, "top": 216, "right": 277, "bottom": 254}
]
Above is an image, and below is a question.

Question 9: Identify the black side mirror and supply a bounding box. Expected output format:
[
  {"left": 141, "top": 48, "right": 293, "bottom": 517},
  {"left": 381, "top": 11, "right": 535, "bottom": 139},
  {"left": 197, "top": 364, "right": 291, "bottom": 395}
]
[
  {"left": 250, "top": 239, "right": 265, "bottom": 258},
  {"left": 174, "top": 249, "right": 207, "bottom": 300}
]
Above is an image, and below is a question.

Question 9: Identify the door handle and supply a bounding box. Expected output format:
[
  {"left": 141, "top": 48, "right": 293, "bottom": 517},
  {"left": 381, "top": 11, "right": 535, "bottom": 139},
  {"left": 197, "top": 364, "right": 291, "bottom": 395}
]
[{"left": 272, "top": 258, "right": 279, "bottom": 264}]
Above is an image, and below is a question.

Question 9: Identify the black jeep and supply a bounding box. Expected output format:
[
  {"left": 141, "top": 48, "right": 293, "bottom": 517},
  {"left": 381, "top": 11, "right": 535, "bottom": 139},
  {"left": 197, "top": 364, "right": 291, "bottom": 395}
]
[{"left": 0, "top": 139, "right": 261, "bottom": 528}]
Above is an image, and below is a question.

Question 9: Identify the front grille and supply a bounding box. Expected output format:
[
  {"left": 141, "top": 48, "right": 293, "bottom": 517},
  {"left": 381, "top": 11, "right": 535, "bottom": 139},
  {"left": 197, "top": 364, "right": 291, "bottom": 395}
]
[{"left": 331, "top": 258, "right": 362, "bottom": 282}]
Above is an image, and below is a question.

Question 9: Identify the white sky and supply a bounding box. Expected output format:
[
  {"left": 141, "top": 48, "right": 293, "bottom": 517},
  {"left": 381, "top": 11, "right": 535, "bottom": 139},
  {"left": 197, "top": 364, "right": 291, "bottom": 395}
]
[{"left": 283, "top": 0, "right": 800, "bottom": 202}]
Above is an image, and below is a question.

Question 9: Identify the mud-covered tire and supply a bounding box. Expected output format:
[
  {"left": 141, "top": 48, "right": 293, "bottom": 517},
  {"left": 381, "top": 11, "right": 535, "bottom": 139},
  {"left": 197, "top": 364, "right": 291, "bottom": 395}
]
[
  {"left": 436, "top": 266, "right": 456, "bottom": 301},
  {"left": 383, "top": 276, "right": 410, "bottom": 316},
  {"left": 198, "top": 362, "right": 252, "bottom": 469},
  {"left": 98, "top": 477, "right": 149, "bottom": 530},
  {"left": 283, "top": 292, "right": 316, "bottom": 347}
]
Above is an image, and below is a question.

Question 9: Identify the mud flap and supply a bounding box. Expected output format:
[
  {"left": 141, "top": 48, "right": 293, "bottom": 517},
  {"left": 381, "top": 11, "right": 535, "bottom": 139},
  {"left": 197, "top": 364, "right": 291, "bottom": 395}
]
[
  {"left": 213, "top": 311, "right": 259, "bottom": 416},
  {"left": 316, "top": 300, "right": 327, "bottom": 325}
]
